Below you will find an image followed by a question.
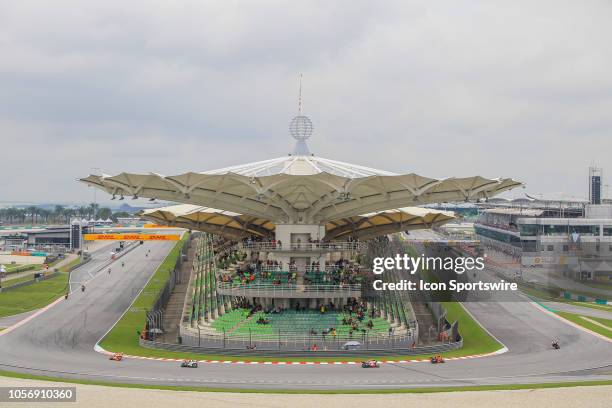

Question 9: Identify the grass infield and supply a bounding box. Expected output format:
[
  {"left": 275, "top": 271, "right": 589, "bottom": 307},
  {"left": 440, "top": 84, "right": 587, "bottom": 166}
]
[
  {"left": 0, "top": 273, "right": 68, "bottom": 317},
  {"left": 99, "top": 234, "right": 189, "bottom": 354},
  {"left": 59, "top": 257, "right": 83, "bottom": 273}
]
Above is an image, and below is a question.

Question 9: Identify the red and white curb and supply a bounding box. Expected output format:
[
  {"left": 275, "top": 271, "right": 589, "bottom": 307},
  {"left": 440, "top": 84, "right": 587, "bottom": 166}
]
[{"left": 94, "top": 344, "right": 507, "bottom": 365}]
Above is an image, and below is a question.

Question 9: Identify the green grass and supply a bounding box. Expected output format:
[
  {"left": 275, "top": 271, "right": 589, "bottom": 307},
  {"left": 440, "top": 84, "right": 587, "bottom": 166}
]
[
  {"left": 581, "top": 281, "right": 612, "bottom": 291},
  {"left": 518, "top": 283, "right": 559, "bottom": 300},
  {"left": 561, "top": 288, "right": 610, "bottom": 301},
  {"left": 100, "top": 234, "right": 189, "bottom": 353},
  {"left": 439, "top": 302, "right": 503, "bottom": 357},
  {"left": 4, "top": 264, "right": 41, "bottom": 274},
  {"left": 3, "top": 274, "right": 37, "bottom": 287},
  {"left": 565, "top": 301, "right": 612, "bottom": 312},
  {"left": 518, "top": 281, "right": 609, "bottom": 303},
  {"left": 586, "top": 315, "right": 612, "bottom": 327},
  {"left": 0, "top": 273, "right": 68, "bottom": 317},
  {"left": 3, "top": 263, "right": 24, "bottom": 272},
  {"left": 408, "top": 245, "right": 503, "bottom": 356},
  {"left": 519, "top": 282, "right": 612, "bottom": 313},
  {"left": 523, "top": 286, "right": 612, "bottom": 313},
  {"left": 59, "top": 257, "right": 82, "bottom": 273},
  {"left": 556, "top": 311, "right": 612, "bottom": 339},
  {"left": 0, "top": 369, "right": 610, "bottom": 393}
]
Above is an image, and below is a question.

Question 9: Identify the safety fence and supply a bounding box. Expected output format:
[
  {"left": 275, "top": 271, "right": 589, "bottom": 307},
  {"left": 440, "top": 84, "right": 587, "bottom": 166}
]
[
  {"left": 179, "top": 328, "right": 416, "bottom": 350},
  {"left": 141, "top": 335, "right": 461, "bottom": 356}
]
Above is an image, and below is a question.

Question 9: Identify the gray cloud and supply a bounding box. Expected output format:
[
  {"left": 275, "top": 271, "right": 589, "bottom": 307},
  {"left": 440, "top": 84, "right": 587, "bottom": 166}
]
[{"left": 1, "top": 0, "right": 611, "bottom": 204}]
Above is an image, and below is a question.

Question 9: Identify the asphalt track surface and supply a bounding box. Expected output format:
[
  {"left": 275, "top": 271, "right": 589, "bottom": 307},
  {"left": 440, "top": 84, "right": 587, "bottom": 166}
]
[
  {"left": 543, "top": 301, "right": 612, "bottom": 320},
  {"left": 0, "top": 243, "right": 611, "bottom": 390}
]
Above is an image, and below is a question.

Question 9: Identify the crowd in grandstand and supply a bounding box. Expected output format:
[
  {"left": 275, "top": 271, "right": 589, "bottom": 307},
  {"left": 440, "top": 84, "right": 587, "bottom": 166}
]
[
  {"left": 214, "top": 241, "right": 364, "bottom": 286},
  {"left": 232, "top": 297, "right": 384, "bottom": 337}
]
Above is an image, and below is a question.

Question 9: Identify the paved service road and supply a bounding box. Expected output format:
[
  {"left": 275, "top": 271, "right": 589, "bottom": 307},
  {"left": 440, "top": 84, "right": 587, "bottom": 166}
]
[
  {"left": 0, "top": 242, "right": 610, "bottom": 390},
  {"left": 542, "top": 301, "right": 612, "bottom": 320}
]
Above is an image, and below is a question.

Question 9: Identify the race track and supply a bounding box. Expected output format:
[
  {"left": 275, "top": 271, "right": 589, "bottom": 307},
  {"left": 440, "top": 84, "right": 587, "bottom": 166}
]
[{"left": 0, "top": 242, "right": 610, "bottom": 390}]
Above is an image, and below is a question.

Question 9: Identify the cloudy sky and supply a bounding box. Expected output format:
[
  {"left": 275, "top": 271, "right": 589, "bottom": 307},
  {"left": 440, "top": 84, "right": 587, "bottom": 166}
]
[{"left": 0, "top": 0, "right": 611, "bottom": 204}]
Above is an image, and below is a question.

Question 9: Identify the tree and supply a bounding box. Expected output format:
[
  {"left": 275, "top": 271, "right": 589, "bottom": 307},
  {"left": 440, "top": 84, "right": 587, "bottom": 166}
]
[
  {"left": 88, "top": 203, "right": 100, "bottom": 219},
  {"left": 54, "top": 205, "right": 65, "bottom": 223},
  {"left": 64, "top": 208, "right": 76, "bottom": 222},
  {"left": 15, "top": 208, "right": 26, "bottom": 224},
  {"left": 77, "top": 206, "right": 89, "bottom": 218},
  {"left": 38, "top": 208, "right": 50, "bottom": 223},
  {"left": 111, "top": 211, "right": 130, "bottom": 222},
  {"left": 97, "top": 207, "right": 112, "bottom": 220},
  {"left": 26, "top": 206, "right": 38, "bottom": 224}
]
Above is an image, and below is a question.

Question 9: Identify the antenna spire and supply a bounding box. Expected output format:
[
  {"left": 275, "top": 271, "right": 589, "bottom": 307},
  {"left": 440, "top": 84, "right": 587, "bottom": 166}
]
[
  {"left": 298, "top": 73, "right": 303, "bottom": 114},
  {"left": 289, "top": 73, "right": 313, "bottom": 155}
]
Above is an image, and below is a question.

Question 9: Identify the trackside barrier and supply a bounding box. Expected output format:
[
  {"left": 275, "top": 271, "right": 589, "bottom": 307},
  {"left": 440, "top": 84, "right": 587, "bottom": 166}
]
[
  {"left": 178, "top": 328, "right": 418, "bottom": 351},
  {"left": 562, "top": 290, "right": 609, "bottom": 303},
  {"left": 139, "top": 337, "right": 462, "bottom": 357}
]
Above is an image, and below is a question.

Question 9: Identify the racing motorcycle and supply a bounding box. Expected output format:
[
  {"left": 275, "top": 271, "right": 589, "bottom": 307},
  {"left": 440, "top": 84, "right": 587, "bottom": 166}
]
[
  {"left": 109, "top": 353, "right": 123, "bottom": 361},
  {"left": 180, "top": 360, "right": 198, "bottom": 368},
  {"left": 430, "top": 355, "right": 445, "bottom": 364}
]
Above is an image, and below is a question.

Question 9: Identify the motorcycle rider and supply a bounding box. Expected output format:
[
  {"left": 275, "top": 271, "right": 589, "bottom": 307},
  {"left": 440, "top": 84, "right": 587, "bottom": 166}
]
[{"left": 81, "top": 284, "right": 85, "bottom": 292}]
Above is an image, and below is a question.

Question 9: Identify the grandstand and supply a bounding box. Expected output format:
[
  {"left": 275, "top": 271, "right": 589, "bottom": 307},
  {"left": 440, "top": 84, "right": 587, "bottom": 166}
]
[
  {"left": 179, "top": 233, "right": 416, "bottom": 349},
  {"left": 82, "top": 110, "right": 519, "bottom": 352}
]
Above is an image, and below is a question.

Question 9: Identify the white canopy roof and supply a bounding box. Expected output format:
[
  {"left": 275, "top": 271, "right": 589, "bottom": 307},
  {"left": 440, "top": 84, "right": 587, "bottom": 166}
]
[
  {"left": 139, "top": 204, "right": 455, "bottom": 240},
  {"left": 81, "top": 154, "right": 520, "bottom": 224},
  {"left": 140, "top": 204, "right": 275, "bottom": 239}
]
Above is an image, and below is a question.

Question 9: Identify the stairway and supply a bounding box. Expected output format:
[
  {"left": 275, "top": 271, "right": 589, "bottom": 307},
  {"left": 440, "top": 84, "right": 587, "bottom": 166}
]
[
  {"left": 158, "top": 245, "right": 195, "bottom": 343},
  {"left": 411, "top": 300, "right": 438, "bottom": 345}
]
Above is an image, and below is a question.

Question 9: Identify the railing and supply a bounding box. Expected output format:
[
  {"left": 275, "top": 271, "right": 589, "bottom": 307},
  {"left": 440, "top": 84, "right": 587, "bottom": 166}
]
[
  {"left": 180, "top": 329, "right": 414, "bottom": 346},
  {"left": 216, "top": 282, "right": 362, "bottom": 298},
  {"left": 144, "top": 331, "right": 463, "bottom": 354},
  {"left": 245, "top": 265, "right": 362, "bottom": 274},
  {"left": 240, "top": 241, "right": 364, "bottom": 252}
]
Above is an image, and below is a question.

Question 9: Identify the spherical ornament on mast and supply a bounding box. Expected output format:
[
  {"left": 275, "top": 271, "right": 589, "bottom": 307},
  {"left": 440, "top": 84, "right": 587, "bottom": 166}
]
[{"left": 289, "top": 115, "right": 313, "bottom": 142}]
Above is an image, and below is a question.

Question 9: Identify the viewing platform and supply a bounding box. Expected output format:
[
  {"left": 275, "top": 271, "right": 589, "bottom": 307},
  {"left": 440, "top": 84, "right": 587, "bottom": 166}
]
[
  {"left": 216, "top": 282, "right": 362, "bottom": 298},
  {"left": 239, "top": 241, "right": 365, "bottom": 254}
]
